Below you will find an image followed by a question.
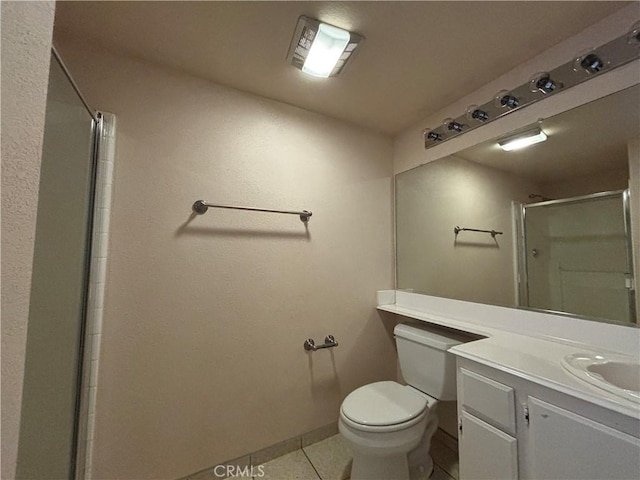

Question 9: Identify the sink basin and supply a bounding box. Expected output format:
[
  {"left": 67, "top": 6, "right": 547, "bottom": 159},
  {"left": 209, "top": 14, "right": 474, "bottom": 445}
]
[{"left": 562, "top": 353, "right": 640, "bottom": 404}]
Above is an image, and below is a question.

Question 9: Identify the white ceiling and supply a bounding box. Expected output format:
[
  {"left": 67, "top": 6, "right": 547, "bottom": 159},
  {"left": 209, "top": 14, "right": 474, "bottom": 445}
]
[{"left": 53, "top": 1, "right": 632, "bottom": 136}]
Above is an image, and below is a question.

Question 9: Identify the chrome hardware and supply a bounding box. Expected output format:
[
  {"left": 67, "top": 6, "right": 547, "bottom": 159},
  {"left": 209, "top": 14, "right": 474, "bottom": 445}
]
[
  {"left": 304, "top": 335, "right": 338, "bottom": 351},
  {"left": 192, "top": 200, "right": 312, "bottom": 223},
  {"left": 454, "top": 226, "right": 504, "bottom": 238},
  {"left": 423, "top": 29, "right": 640, "bottom": 150}
]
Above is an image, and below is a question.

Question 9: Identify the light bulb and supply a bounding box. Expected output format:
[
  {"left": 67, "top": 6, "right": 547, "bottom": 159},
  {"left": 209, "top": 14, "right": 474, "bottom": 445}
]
[
  {"left": 529, "top": 72, "right": 560, "bottom": 94},
  {"left": 628, "top": 20, "right": 640, "bottom": 45},
  {"left": 424, "top": 130, "right": 443, "bottom": 142},
  {"left": 495, "top": 90, "right": 519, "bottom": 109},
  {"left": 465, "top": 105, "right": 489, "bottom": 122},
  {"left": 573, "top": 51, "right": 606, "bottom": 74},
  {"left": 301, "top": 23, "right": 351, "bottom": 78},
  {"left": 443, "top": 118, "right": 464, "bottom": 132},
  {"left": 499, "top": 128, "right": 547, "bottom": 151}
]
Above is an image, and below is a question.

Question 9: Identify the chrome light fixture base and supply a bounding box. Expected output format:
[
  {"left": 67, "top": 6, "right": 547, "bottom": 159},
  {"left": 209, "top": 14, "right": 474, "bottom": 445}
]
[{"left": 424, "top": 23, "right": 640, "bottom": 150}]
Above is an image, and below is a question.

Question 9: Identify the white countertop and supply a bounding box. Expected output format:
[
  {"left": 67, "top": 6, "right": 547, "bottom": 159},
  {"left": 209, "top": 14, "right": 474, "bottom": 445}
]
[{"left": 377, "top": 292, "right": 640, "bottom": 420}]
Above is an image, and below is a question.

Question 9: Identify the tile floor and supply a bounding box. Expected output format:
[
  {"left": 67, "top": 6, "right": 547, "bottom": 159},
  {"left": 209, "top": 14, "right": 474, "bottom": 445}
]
[{"left": 253, "top": 431, "right": 458, "bottom": 480}]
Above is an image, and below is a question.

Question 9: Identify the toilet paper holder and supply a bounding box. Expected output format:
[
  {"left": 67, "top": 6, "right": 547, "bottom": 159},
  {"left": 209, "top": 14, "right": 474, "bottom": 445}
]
[{"left": 304, "top": 335, "right": 338, "bottom": 351}]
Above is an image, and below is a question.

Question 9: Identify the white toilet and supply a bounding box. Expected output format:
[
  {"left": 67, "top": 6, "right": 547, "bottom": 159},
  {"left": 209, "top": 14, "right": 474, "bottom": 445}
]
[{"left": 339, "top": 323, "right": 464, "bottom": 480}]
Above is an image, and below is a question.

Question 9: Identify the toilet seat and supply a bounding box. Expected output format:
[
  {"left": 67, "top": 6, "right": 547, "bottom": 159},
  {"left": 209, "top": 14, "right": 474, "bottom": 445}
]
[{"left": 340, "top": 381, "right": 432, "bottom": 433}]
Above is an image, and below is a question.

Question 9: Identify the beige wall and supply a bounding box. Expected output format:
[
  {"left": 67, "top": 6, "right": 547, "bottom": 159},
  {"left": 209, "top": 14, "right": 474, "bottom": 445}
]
[
  {"left": 540, "top": 167, "right": 629, "bottom": 200},
  {"left": 0, "top": 2, "right": 55, "bottom": 479},
  {"left": 54, "top": 38, "right": 396, "bottom": 479}
]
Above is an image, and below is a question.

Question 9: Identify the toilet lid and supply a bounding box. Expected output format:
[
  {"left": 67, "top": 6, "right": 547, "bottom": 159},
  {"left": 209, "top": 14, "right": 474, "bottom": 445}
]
[{"left": 341, "top": 381, "right": 428, "bottom": 426}]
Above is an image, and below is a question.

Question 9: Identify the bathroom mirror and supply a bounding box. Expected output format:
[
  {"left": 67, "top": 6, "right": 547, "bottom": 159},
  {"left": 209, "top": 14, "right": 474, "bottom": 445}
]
[{"left": 396, "top": 84, "right": 640, "bottom": 326}]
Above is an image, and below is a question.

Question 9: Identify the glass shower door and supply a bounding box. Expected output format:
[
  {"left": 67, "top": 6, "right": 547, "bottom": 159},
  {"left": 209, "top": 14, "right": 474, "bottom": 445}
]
[
  {"left": 16, "top": 51, "right": 97, "bottom": 479},
  {"left": 523, "top": 191, "right": 636, "bottom": 323}
]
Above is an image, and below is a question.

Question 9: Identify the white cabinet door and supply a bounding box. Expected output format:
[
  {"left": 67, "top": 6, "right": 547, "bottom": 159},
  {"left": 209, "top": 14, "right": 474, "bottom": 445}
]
[
  {"left": 459, "top": 411, "right": 518, "bottom": 480},
  {"left": 528, "top": 396, "right": 640, "bottom": 480}
]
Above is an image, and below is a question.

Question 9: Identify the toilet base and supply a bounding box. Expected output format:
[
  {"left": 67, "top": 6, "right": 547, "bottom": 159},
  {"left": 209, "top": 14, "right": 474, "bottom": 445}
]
[
  {"left": 351, "top": 453, "right": 411, "bottom": 480},
  {"left": 343, "top": 411, "right": 438, "bottom": 480},
  {"left": 408, "top": 424, "right": 436, "bottom": 480},
  {"left": 409, "top": 456, "right": 434, "bottom": 480},
  {"left": 349, "top": 451, "right": 434, "bottom": 480}
]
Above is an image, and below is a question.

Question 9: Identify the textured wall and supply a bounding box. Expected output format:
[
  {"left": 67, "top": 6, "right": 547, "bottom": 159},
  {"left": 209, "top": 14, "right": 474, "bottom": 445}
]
[
  {"left": 0, "top": 2, "right": 55, "bottom": 479},
  {"left": 540, "top": 168, "right": 629, "bottom": 200},
  {"left": 54, "top": 38, "right": 396, "bottom": 479}
]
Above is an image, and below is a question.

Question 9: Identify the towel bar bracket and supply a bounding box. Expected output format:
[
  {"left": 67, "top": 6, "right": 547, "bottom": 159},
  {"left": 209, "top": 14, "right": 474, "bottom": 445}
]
[{"left": 193, "top": 200, "right": 209, "bottom": 215}]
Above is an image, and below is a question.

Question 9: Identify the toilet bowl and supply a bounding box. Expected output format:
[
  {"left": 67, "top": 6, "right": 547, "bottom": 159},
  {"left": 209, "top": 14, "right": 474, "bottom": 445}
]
[
  {"left": 339, "top": 323, "right": 466, "bottom": 480},
  {"left": 339, "top": 381, "right": 438, "bottom": 479}
]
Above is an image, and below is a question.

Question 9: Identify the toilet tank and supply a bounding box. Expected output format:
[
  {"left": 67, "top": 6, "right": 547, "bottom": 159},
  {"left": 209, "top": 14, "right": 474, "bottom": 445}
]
[{"left": 394, "top": 323, "right": 466, "bottom": 401}]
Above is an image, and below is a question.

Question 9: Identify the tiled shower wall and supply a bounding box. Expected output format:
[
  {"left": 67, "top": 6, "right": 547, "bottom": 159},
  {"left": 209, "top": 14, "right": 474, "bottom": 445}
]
[{"left": 83, "top": 112, "right": 116, "bottom": 479}]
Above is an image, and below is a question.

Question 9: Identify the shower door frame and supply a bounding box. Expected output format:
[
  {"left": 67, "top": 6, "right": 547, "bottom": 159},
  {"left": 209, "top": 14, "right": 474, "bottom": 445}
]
[
  {"left": 517, "top": 189, "right": 637, "bottom": 324},
  {"left": 50, "top": 46, "right": 102, "bottom": 480}
]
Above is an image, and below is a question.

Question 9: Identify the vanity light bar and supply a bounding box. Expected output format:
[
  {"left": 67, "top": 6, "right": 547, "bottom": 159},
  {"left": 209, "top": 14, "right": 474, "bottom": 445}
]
[{"left": 424, "top": 21, "right": 640, "bottom": 150}]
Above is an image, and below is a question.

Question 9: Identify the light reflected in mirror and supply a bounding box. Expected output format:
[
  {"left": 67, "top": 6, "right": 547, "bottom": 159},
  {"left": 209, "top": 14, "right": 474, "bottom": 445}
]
[{"left": 396, "top": 84, "right": 640, "bottom": 326}]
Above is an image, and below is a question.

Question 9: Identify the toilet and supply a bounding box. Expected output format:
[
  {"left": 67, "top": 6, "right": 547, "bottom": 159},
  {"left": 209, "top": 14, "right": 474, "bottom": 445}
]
[{"left": 339, "top": 323, "right": 464, "bottom": 480}]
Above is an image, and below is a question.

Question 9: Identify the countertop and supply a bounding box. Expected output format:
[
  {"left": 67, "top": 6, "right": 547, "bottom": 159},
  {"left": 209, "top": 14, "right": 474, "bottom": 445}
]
[{"left": 377, "top": 295, "right": 640, "bottom": 420}]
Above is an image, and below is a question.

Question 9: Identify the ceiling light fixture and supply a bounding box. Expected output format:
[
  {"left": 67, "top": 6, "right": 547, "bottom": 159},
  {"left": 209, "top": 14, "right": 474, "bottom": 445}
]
[
  {"left": 443, "top": 118, "right": 464, "bottom": 132},
  {"left": 628, "top": 20, "right": 640, "bottom": 45},
  {"left": 529, "top": 72, "right": 561, "bottom": 94},
  {"left": 423, "top": 20, "right": 640, "bottom": 150},
  {"left": 287, "top": 16, "right": 363, "bottom": 78},
  {"left": 466, "top": 105, "right": 489, "bottom": 122},
  {"left": 574, "top": 51, "right": 606, "bottom": 74},
  {"left": 425, "top": 130, "right": 443, "bottom": 142},
  {"left": 499, "top": 128, "right": 547, "bottom": 151},
  {"left": 495, "top": 90, "right": 520, "bottom": 109}
]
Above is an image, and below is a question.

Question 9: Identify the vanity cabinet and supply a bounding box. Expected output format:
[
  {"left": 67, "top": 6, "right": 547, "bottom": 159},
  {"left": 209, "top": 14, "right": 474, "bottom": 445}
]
[
  {"left": 458, "top": 368, "right": 518, "bottom": 480},
  {"left": 458, "top": 410, "right": 518, "bottom": 480},
  {"left": 456, "top": 359, "right": 640, "bottom": 480},
  {"left": 527, "top": 397, "right": 640, "bottom": 480}
]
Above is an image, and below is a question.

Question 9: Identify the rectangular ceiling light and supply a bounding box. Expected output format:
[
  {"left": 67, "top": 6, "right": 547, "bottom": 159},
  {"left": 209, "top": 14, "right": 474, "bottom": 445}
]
[
  {"left": 287, "top": 16, "right": 363, "bottom": 78},
  {"left": 499, "top": 128, "right": 548, "bottom": 151}
]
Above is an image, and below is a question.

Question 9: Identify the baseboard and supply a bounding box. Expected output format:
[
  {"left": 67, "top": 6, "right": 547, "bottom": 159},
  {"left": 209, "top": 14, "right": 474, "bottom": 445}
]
[{"left": 179, "top": 422, "right": 338, "bottom": 479}]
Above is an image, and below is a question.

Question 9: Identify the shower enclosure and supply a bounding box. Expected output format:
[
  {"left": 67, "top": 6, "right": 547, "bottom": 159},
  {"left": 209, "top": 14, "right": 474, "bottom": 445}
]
[
  {"left": 519, "top": 190, "right": 636, "bottom": 324},
  {"left": 16, "top": 49, "right": 99, "bottom": 479}
]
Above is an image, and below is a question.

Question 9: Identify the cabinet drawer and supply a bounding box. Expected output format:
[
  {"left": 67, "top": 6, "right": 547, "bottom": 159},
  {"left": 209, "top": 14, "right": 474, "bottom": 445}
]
[{"left": 459, "top": 368, "right": 516, "bottom": 434}]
